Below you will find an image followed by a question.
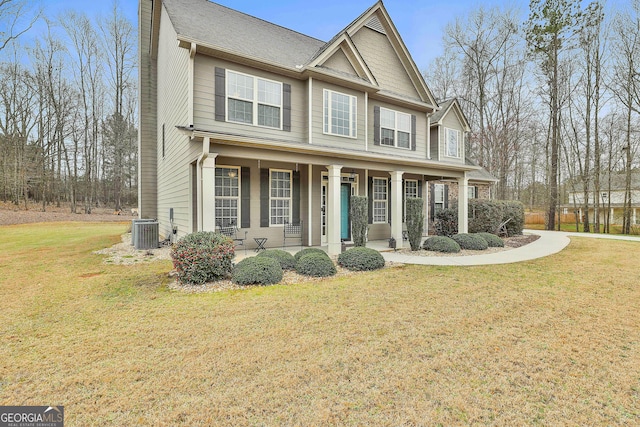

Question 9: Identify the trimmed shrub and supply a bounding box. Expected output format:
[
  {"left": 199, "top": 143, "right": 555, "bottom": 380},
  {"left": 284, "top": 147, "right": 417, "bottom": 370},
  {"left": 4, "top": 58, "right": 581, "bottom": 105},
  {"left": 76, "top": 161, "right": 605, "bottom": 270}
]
[
  {"left": 468, "top": 199, "right": 504, "bottom": 234},
  {"left": 294, "top": 247, "right": 329, "bottom": 262},
  {"left": 476, "top": 232, "right": 504, "bottom": 247},
  {"left": 500, "top": 200, "right": 525, "bottom": 236},
  {"left": 451, "top": 233, "right": 488, "bottom": 250},
  {"left": 422, "top": 236, "right": 461, "bottom": 253},
  {"left": 434, "top": 206, "right": 458, "bottom": 237},
  {"left": 296, "top": 253, "right": 336, "bottom": 277},
  {"left": 231, "top": 256, "right": 283, "bottom": 286},
  {"left": 171, "top": 231, "right": 235, "bottom": 285},
  {"left": 257, "top": 249, "right": 296, "bottom": 270},
  {"left": 406, "top": 197, "right": 424, "bottom": 251},
  {"left": 351, "top": 195, "right": 369, "bottom": 247},
  {"left": 337, "top": 247, "right": 385, "bottom": 271}
]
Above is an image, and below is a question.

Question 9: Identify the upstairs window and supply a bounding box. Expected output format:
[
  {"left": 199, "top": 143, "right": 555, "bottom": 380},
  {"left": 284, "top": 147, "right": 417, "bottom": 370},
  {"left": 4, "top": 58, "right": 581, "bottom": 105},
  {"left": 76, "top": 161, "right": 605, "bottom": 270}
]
[
  {"left": 227, "top": 70, "right": 282, "bottom": 129},
  {"left": 380, "top": 108, "right": 411, "bottom": 149},
  {"left": 323, "top": 89, "right": 357, "bottom": 138},
  {"left": 445, "top": 128, "right": 461, "bottom": 158}
]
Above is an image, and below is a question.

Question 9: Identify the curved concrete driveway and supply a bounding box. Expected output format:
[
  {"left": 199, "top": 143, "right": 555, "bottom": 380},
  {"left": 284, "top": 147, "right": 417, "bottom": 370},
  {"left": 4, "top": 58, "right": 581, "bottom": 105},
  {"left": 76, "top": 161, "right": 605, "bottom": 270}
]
[{"left": 381, "top": 230, "right": 640, "bottom": 266}]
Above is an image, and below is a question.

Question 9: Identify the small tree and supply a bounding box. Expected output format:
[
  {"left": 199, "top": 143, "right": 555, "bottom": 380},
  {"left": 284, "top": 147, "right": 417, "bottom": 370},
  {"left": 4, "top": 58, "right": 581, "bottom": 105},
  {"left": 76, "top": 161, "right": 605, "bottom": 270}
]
[
  {"left": 351, "top": 195, "right": 368, "bottom": 247},
  {"left": 405, "top": 197, "right": 424, "bottom": 251}
]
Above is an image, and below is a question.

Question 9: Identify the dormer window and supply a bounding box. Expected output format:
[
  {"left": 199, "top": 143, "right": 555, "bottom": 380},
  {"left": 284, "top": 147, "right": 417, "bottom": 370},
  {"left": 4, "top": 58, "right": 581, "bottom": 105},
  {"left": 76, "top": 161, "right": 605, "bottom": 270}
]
[{"left": 445, "top": 128, "right": 461, "bottom": 158}]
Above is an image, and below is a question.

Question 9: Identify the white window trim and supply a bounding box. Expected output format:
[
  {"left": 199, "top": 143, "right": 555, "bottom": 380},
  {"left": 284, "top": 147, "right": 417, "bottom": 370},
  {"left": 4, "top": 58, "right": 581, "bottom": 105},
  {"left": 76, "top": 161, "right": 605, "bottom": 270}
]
[
  {"left": 404, "top": 179, "right": 418, "bottom": 222},
  {"left": 323, "top": 89, "right": 357, "bottom": 138},
  {"left": 380, "top": 107, "right": 412, "bottom": 150},
  {"left": 468, "top": 185, "right": 477, "bottom": 199},
  {"left": 269, "top": 168, "right": 292, "bottom": 226},
  {"left": 372, "top": 177, "right": 388, "bottom": 224},
  {"left": 434, "top": 183, "right": 446, "bottom": 214},
  {"left": 214, "top": 165, "right": 241, "bottom": 227},
  {"left": 444, "top": 127, "right": 462, "bottom": 158},
  {"left": 226, "top": 69, "right": 283, "bottom": 130}
]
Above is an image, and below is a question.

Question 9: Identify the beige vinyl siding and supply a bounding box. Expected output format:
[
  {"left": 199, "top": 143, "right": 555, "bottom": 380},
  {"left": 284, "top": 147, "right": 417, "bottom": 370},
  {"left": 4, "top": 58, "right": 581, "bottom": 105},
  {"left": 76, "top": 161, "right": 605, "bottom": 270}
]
[
  {"left": 321, "top": 48, "right": 359, "bottom": 77},
  {"left": 156, "top": 5, "right": 198, "bottom": 239},
  {"left": 311, "top": 81, "right": 366, "bottom": 150},
  {"left": 194, "top": 57, "right": 307, "bottom": 144},
  {"left": 440, "top": 110, "right": 465, "bottom": 165},
  {"left": 368, "top": 99, "right": 428, "bottom": 160},
  {"left": 430, "top": 127, "right": 439, "bottom": 160},
  {"left": 350, "top": 26, "right": 420, "bottom": 100},
  {"left": 138, "top": 0, "right": 157, "bottom": 219}
]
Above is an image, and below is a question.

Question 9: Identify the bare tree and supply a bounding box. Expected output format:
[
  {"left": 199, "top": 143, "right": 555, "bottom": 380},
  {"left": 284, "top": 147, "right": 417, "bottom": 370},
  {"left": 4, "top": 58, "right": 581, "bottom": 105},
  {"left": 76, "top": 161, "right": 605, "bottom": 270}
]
[{"left": 526, "top": 0, "right": 582, "bottom": 230}]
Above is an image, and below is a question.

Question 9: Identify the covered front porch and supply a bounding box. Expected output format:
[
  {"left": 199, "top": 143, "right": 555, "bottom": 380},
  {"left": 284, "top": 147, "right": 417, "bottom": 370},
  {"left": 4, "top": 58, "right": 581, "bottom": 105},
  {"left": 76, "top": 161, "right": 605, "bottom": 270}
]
[{"left": 191, "top": 135, "right": 474, "bottom": 255}]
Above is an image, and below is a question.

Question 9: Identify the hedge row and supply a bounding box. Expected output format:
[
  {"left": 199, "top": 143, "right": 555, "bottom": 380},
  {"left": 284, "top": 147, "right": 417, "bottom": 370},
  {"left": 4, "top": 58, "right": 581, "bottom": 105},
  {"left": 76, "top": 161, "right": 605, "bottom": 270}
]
[{"left": 434, "top": 199, "right": 525, "bottom": 236}]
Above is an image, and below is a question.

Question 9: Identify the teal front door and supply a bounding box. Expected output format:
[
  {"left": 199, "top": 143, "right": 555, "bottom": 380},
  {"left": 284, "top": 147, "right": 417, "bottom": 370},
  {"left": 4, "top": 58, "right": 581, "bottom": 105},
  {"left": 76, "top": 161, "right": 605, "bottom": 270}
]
[{"left": 340, "top": 183, "right": 351, "bottom": 240}]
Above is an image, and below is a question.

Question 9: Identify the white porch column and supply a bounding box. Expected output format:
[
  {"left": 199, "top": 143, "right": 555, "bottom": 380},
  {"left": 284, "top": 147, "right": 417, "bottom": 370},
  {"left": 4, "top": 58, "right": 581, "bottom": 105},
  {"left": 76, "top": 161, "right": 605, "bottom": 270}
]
[
  {"left": 307, "top": 164, "right": 313, "bottom": 246},
  {"left": 390, "top": 170, "right": 404, "bottom": 248},
  {"left": 457, "top": 174, "right": 469, "bottom": 234},
  {"left": 327, "top": 165, "right": 342, "bottom": 255},
  {"left": 201, "top": 154, "right": 217, "bottom": 232},
  {"left": 633, "top": 208, "right": 637, "bottom": 225}
]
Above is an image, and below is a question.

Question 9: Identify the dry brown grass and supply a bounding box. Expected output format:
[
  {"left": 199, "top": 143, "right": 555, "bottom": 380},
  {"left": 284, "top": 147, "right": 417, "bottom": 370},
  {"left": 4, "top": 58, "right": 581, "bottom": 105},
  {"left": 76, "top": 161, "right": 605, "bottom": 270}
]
[{"left": 1, "top": 222, "right": 639, "bottom": 425}]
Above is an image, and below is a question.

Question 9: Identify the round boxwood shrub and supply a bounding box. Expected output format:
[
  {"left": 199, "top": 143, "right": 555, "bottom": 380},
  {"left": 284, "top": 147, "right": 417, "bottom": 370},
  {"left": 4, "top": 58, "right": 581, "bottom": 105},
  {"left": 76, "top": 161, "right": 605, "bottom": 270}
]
[
  {"left": 451, "top": 233, "right": 489, "bottom": 250},
  {"left": 337, "top": 247, "right": 385, "bottom": 271},
  {"left": 422, "top": 236, "right": 461, "bottom": 253},
  {"left": 476, "top": 232, "right": 504, "bottom": 248},
  {"left": 294, "top": 247, "right": 329, "bottom": 262},
  {"left": 171, "top": 231, "right": 235, "bottom": 285},
  {"left": 257, "top": 249, "right": 296, "bottom": 270},
  {"left": 231, "top": 256, "right": 283, "bottom": 286},
  {"left": 296, "top": 253, "right": 336, "bottom": 277}
]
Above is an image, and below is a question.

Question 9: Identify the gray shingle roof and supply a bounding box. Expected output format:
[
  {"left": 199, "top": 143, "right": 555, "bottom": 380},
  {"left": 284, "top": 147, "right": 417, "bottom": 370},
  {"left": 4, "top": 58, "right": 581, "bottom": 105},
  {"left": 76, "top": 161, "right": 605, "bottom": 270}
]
[
  {"left": 163, "top": 0, "right": 326, "bottom": 68},
  {"left": 465, "top": 158, "right": 498, "bottom": 182},
  {"left": 430, "top": 99, "right": 454, "bottom": 124}
]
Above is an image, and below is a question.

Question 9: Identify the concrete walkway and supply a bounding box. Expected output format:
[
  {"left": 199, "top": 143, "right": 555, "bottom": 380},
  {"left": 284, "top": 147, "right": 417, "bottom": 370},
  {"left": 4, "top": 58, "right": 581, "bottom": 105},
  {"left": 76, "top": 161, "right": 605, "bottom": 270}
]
[{"left": 380, "top": 229, "right": 640, "bottom": 266}]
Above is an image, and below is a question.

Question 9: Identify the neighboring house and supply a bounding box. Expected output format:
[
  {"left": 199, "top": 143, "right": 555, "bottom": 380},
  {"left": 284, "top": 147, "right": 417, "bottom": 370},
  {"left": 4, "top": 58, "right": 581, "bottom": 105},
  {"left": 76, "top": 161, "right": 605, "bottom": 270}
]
[
  {"left": 566, "top": 170, "right": 640, "bottom": 225},
  {"left": 139, "top": 0, "right": 483, "bottom": 254}
]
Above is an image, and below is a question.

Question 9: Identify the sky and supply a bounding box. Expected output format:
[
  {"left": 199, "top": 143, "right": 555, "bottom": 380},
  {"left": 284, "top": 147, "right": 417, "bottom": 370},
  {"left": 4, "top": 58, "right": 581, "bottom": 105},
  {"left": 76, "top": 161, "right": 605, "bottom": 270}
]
[{"left": 32, "top": 0, "right": 532, "bottom": 71}]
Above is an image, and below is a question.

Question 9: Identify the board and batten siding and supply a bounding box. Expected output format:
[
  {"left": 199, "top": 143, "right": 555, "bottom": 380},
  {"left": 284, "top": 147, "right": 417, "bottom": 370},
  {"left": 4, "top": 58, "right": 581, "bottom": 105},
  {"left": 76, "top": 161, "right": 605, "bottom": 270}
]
[
  {"left": 350, "top": 26, "right": 420, "bottom": 100},
  {"left": 138, "top": 0, "right": 157, "bottom": 220},
  {"left": 155, "top": 4, "right": 198, "bottom": 239},
  {"left": 193, "top": 56, "right": 307, "bottom": 144}
]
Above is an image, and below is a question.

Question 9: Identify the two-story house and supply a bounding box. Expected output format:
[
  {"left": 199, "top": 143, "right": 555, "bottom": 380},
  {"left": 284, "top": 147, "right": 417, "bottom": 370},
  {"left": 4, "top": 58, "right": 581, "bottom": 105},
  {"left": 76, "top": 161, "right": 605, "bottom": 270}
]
[{"left": 139, "top": 0, "right": 481, "bottom": 254}]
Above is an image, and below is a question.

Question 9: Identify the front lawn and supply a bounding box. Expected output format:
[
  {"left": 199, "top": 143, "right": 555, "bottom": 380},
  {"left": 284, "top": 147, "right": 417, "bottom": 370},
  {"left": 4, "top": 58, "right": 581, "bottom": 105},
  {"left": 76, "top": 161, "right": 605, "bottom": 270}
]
[{"left": 1, "top": 222, "right": 639, "bottom": 425}]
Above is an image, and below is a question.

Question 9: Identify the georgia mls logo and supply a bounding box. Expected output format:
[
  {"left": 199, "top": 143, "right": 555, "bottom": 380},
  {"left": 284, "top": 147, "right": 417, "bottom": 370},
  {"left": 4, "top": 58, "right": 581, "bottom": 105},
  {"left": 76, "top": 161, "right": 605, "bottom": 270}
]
[{"left": 0, "top": 406, "right": 64, "bottom": 427}]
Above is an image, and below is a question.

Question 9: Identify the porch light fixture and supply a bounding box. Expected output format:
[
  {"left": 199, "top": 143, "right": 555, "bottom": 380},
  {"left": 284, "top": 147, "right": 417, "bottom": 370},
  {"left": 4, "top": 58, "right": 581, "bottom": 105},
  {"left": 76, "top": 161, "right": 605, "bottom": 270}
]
[
  {"left": 350, "top": 169, "right": 356, "bottom": 179},
  {"left": 227, "top": 169, "right": 237, "bottom": 178}
]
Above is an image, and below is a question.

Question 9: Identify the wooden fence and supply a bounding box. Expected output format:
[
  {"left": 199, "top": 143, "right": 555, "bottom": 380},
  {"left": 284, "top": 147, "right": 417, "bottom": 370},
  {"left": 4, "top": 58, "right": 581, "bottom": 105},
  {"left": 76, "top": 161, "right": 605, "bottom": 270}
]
[{"left": 525, "top": 212, "right": 578, "bottom": 225}]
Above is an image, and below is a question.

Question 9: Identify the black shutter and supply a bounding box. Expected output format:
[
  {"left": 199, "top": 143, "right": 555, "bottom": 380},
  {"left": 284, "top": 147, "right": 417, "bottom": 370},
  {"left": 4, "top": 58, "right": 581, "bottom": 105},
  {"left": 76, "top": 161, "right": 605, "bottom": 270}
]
[
  {"left": 260, "top": 168, "right": 269, "bottom": 227},
  {"left": 241, "top": 167, "right": 250, "bottom": 228},
  {"left": 444, "top": 185, "right": 449, "bottom": 209},
  {"left": 429, "top": 183, "right": 435, "bottom": 222},
  {"left": 388, "top": 177, "right": 391, "bottom": 225},
  {"left": 292, "top": 170, "right": 300, "bottom": 222},
  {"left": 373, "top": 106, "right": 380, "bottom": 146},
  {"left": 418, "top": 180, "right": 423, "bottom": 198},
  {"left": 368, "top": 177, "right": 373, "bottom": 224},
  {"left": 411, "top": 114, "right": 417, "bottom": 151},
  {"left": 215, "top": 67, "right": 226, "bottom": 122},
  {"left": 283, "top": 83, "right": 291, "bottom": 131}
]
